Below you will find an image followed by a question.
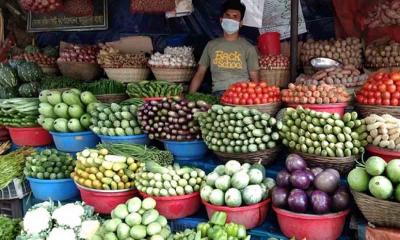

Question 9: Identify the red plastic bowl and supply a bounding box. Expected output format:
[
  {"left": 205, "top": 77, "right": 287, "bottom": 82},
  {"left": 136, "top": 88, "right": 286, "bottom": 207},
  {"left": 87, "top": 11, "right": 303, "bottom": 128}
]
[
  {"left": 273, "top": 206, "right": 350, "bottom": 240},
  {"left": 202, "top": 199, "right": 271, "bottom": 229},
  {"left": 0, "top": 127, "right": 9, "bottom": 141},
  {"left": 287, "top": 103, "right": 348, "bottom": 116},
  {"left": 77, "top": 184, "right": 138, "bottom": 214},
  {"left": 367, "top": 145, "right": 400, "bottom": 162},
  {"left": 8, "top": 127, "right": 52, "bottom": 146},
  {"left": 140, "top": 191, "right": 201, "bottom": 219}
]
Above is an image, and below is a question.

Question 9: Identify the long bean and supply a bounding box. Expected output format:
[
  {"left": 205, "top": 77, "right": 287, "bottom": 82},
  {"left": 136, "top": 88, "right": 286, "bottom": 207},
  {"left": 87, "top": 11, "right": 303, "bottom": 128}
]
[
  {"left": 98, "top": 143, "right": 173, "bottom": 166},
  {"left": 0, "top": 148, "right": 35, "bottom": 189}
]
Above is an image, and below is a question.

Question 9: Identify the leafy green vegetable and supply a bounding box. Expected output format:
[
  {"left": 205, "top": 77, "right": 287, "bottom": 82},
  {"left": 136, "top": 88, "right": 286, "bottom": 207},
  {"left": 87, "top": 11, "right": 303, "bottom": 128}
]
[
  {"left": 0, "top": 215, "right": 21, "bottom": 240},
  {"left": 82, "top": 79, "right": 126, "bottom": 95},
  {"left": 186, "top": 92, "right": 219, "bottom": 105}
]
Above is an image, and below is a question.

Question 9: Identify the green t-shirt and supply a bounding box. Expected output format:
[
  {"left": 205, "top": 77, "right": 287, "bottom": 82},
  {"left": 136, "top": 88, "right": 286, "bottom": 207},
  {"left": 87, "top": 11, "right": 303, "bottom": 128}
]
[{"left": 199, "top": 37, "right": 259, "bottom": 92}]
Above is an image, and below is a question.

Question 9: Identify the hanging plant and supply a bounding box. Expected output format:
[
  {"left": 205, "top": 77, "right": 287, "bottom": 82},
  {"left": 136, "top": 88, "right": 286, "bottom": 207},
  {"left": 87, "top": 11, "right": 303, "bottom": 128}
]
[
  {"left": 130, "top": 0, "right": 176, "bottom": 13},
  {"left": 63, "top": 0, "right": 94, "bottom": 17},
  {"left": 20, "top": 0, "right": 64, "bottom": 14}
]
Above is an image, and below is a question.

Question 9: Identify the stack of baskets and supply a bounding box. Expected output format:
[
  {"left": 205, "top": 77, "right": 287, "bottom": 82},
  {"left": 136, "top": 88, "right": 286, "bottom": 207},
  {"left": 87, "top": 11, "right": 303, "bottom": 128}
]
[
  {"left": 150, "top": 66, "right": 195, "bottom": 91},
  {"left": 57, "top": 61, "right": 101, "bottom": 81},
  {"left": 104, "top": 67, "right": 150, "bottom": 84}
]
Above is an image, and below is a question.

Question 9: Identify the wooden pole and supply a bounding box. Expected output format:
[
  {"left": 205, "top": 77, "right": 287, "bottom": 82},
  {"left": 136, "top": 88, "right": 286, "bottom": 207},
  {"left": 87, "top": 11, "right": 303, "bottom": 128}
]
[{"left": 290, "top": 0, "right": 299, "bottom": 82}]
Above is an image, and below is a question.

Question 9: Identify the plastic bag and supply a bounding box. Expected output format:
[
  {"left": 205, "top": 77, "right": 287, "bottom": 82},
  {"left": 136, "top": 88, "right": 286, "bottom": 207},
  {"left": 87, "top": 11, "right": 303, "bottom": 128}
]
[
  {"left": 19, "top": 0, "right": 64, "bottom": 14},
  {"left": 63, "top": 0, "right": 94, "bottom": 17},
  {"left": 130, "top": 0, "right": 176, "bottom": 13}
]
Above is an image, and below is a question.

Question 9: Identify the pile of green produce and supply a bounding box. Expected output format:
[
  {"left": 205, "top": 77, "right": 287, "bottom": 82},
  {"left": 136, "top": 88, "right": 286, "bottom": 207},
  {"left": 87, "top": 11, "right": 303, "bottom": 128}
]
[
  {"left": 138, "top": 97, "right": 209, "bottom": 141},
  {"left": 169, "top": 211, "right": 250, "bottom": 240},
  {"left": 0, "top": 215, "right": 21, "bottom": 240},
  {"left": 279, "top": 107, "right": 368, "bottom": 157},
  {"left": 348, "top": 156, "right": 400, "bottom": 201},
  {"left": 135, "top": 161, "right": 206, "bottom": 197},
  {"left": 83, "top": 78, "right": 126, "bottom": 95},
  {"left": 0, "top": 61, "right": 43, "bottom": 98},
  {"left": 196, "top": 105, "right": 280, "bottom": 153},
  {"left": 24, "top": 149, "right": 75, "bottom": 180},
  {"left": 72, "top": 148, "right": 140, "bottom": 190},
  {"left": 120, "top": 98, "right": 145, "bottom": 107},
  {"left": 37, "top": 89, "right": 97, "bottom": 132},
  {"left": 201, "top": 160, "right": 275, "bottom": 207},
  {"left": 92, "top": 197, "right": 171, "bottom": 240},
  {"left": 0, "top": 98, "right": 39, "bottom": 127},
  {"left": 185, "top": 92, "right": 219, "bottom": 105},
  {"left": 0, "top": 148, "right": 34, "bottom": 189},
  {"left": 39, "top": 75, "right": 82, "bottom": 92},
  {"left": 127, "top": 80, "right": 183, "bottom": 98},
  {"left": 89, "top": 102, "right": 143, "bottom": 136},
  {"left": 99, "top": 143, "right": 174, "bottom": 167}
]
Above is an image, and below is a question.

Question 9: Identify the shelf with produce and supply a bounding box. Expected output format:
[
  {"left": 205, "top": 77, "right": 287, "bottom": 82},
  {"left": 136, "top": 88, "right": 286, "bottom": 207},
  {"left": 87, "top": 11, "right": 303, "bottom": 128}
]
[{"left": 220, "top": 82, "right": 282, "bottom": 116}]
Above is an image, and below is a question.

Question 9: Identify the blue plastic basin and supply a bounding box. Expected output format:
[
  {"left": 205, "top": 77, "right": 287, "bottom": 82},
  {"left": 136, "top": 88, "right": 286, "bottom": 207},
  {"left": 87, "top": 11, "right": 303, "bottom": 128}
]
[
  {"left": 27, "top": 177, "right": 79, "bottom": 201},
  {"left": 163, "top": 140, "right": 208, "bottom": 162},
  {"left": 50, "top": 131, "right": 100, "bottom": 152},
  {"left": 98, "top": 134, "right": 150, "bottom": 145}
]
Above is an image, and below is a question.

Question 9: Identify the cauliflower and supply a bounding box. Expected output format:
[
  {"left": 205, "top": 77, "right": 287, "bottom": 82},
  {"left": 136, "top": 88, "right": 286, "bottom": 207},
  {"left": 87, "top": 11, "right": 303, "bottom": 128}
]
[
  {"left": 46, "top": 227, "right": 76, "bottom": 240},
  {"left": 23, "top": 207, "right": 52, "bottom": 235},
  {"left": 52, "top": 203, "right": 85, "bottom": 228},
  {"left": 79, "top": 220, "right": 101, "bottom": 240}
]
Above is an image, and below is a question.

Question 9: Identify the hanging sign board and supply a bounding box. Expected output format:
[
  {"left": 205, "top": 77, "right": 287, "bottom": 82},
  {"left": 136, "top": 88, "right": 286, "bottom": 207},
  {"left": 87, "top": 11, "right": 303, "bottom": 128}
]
[{"left": 26, "top": 0, "right": 108, "bottom": 32}]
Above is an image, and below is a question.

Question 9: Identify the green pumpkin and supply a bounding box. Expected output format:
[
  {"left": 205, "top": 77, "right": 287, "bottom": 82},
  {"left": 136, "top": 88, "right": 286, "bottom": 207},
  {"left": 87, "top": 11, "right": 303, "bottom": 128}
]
[
  {"left": 0, "top": 64, "right": 18, "bottom": 88},
  {"left": 0, "top": 86, "right": 19, "bottom": 99},
  {"left": 17, "top": 62, "right": 43, "bottom": 83},
  {"left": 18, "top": 82, "right": 40, "bottom": 97}
]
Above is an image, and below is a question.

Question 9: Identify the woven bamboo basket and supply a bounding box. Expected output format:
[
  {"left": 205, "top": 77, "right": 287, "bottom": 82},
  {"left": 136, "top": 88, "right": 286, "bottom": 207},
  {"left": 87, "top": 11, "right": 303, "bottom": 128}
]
[
  {"left": 39, "top": 65, "right": 58, "bottom": 75},
  {"left": 150, "top": 67, "right": 195, "bottom": 83},
  {"left": 356, "top": 104, "right": 400, "bottom": 118},
  {"left": 260, "top": 69, "right": 289, "bottom": 88},
  {"left": 214, "top": 147, "right": 281, "bottom": 166},
  {"left": 96, "top": 93, "right": 129, "bottom": 103},
  {"left": 294, "top": 151, "right": 357, "bottom": 174},
  {"left": 104, "top": 67, "right": 150, "bottom": 83},
  {"left": 351, "top": 190, "right": 400, "bottom": 228},
  {"left": 57, "top": 61, "right": 101, "bottom": 81},
  {"left": 222, "top": 102, "right": 281, "bottom": 116}
]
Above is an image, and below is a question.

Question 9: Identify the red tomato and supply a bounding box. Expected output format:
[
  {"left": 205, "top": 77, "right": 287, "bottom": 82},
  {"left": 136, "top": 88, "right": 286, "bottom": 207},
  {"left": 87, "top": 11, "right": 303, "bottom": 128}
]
[
  {"left": 368, "top": 98, "right": 376, "bottom": 105},
  {"left": 232, "top": 98, "right": 240, "bottom": 104},
  {"left": 387, "top": 84, "right": 397, "bottom": 93},
  {"left": 249, "top": 93, "right": 257, "bottom": 99},
  {"left": 239, "top": 99, "right": 247, "bottom": 105},
  {"left": 368, "top": 91, "right": 375, "bottom": 97},
  {"left": 356, "top": 95, "right": 364, "bottom": 103},
  {"left": 391, "top": 73, "right": 400, "bottom": 81},
  {"left": 248, "top": 83, "right": 257, "bottom": 88},
  {"left": 254, "top": 98, "right": 261, "bottom": 104},
  {"left": 378, "top": 84, "right": 386, "bottom": 92},
  {"left": 385, "top": 79, "right": 394, "bottom": 85},
  {"left": 383, "top": 99, "right": 391, "bottom": 105},
  {"left": 393, "top": 92, "right": 400, "bottom": 99},
  {"left": 375, "top": 98, "right": 382, "bottom": 105},
  {"left": 256, "top": 93, "right": 263, "bottom": 99},
  {"left": 255, "top": 87, "right": 262, "bottom": 93},
  {"left": 382, "top": 92, "right": 391, "bottom": 99},
  {"left": 374, "top": 92, "right": 381, "bottom": 98},
  {"left": 259, "top": 82, "right": 267, "bottom": 88},
  {"left": 243, "top": 93, "right": 249, "bottom": 99},
  {"left": 246, "top": 99, "right": 254, "bottom": 105},
  {"left": 240, "top": 83, "right": 247, "bottom": 88},
  {"left": 391, "top": 98, "right": 399, "bottom": 106},
  {"left": 261, "top": 98, "right": 268, "bottom": 103},
  {"left": 247, "top": 88, "right": 255, "bottom": 94}
]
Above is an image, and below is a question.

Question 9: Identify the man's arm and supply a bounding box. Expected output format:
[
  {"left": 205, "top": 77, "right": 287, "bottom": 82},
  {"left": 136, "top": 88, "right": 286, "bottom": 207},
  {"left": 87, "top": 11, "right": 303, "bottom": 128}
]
[
  {"left": 249, "top": 70, "right": 259, "bottom": 82},
  {"left": 189, "top": 65, "right": 208, "bottom": 93}
]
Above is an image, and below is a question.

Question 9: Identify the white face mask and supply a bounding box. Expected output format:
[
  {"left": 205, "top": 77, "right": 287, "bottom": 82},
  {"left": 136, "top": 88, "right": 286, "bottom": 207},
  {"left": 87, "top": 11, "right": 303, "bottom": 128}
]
[{"left": 221, "top": 18, "right": 240, "bottom": 34}]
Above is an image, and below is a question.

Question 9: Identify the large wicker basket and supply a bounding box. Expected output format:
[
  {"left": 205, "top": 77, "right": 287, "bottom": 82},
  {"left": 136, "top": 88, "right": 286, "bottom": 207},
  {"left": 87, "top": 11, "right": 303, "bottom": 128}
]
[
  {"left": 39, "top": 64, "right": 58, "bottom": 75},
  {"left": 351, "top": 190, "right": 400, "bottom": 228},
  {"left": 57, "top": 61, "right": 101, "bottom": 81},
  {"left": 294, "top": 151, "right": 357, "bottom": 174},
  {"left": 214, "top": 147, "right": 281, "bottom": 166},
  {"left": 222, "top": 102, "right": 281, "bottom": 116},
  {"left": 104, "top": 67, "right": 150, "bottom": 83},
  {"left": 150, "top": 67, "right": 195, "bottom": 83},
  {"left": 260, "top": 69, "right": 289, "bottom": 88},
  {"left": 356, "top": 104, "right": 400, "bottom": 118},
  {"left": 96, "top": 93, "right": 129, "bottom": 103}
]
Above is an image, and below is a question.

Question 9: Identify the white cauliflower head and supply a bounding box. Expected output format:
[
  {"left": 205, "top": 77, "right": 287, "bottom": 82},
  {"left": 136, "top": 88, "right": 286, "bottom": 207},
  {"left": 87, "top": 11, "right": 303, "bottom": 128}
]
[
  {"left": 79, "top": 220, "right": 101, "bottom": 240},
  {"left": 46, "top": 227, "right": 77, "bottom": 240},
  {"left": 52, "top": 203, "right": 85, "bottom": 228},
  {"left": 23, "top": 207, "right": 52, "bottom": 235}
]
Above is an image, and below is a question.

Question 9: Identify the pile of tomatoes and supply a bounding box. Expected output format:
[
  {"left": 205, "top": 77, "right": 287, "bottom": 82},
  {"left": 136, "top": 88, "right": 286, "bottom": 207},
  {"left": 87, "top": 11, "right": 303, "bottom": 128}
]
[
  {"left": 221, "top": 82, "right": 280, "bottom": 105},
  {"left": 356, "top": 71, "right": 400, "bottom": 106}
]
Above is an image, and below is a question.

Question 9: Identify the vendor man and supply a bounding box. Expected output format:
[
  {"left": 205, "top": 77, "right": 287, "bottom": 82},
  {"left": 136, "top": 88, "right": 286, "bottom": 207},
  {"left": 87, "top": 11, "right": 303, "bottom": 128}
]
[{"left": 189, "top": 0, "right": 260, "bottom": 96}]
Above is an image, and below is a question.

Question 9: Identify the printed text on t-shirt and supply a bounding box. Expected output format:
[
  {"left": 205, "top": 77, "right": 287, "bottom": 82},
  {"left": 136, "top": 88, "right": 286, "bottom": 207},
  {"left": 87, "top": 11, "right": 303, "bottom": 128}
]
[{"left": 213, "top": 50, "right": 243, "bottom": 69}]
